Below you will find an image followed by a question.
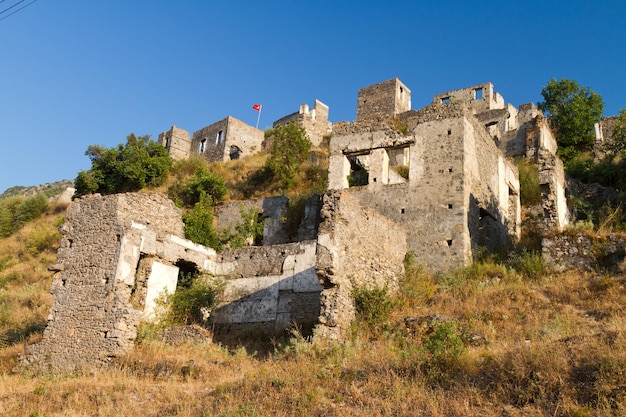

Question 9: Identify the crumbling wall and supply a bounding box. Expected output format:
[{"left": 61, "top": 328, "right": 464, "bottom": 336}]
[
  {"left": 329, "top": 102, "right": 519, "bottom": 272},
  {"left": 356, "top": 78, "right": 411, "bottom": 121},
  {"left": 542, "top": 232, "right": 625, "bottom": 272},
  {"left": 211, "top": 242, "right": 321, "bottom": 329},
  {"left": 433, "top": 82, "right": 504, "bottom": 113},
  {"left": 215, "top": 196, "right": 289, "bottom": 245},
  {"left": 314, "top": 190, "right": 406, "bottom": 340},
  {"left": 21, "top": 193, "right": 186, "bottom": 373},
  {"left": 594, "top": 115, "right": 621, "bottom": 160}
]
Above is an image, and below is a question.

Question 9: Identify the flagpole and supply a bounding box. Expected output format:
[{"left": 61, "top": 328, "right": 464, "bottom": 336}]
[{"left": 255, "top": 106, "right": 262, "bottom": 129}]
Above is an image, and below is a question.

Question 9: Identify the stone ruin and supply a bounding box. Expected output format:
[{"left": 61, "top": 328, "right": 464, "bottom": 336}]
[
  {"left": 21, "top": 190, "right": 405, "bottom": 373},
  {"left": 22, "top": 77, "right": 571, "bottom": 373}
]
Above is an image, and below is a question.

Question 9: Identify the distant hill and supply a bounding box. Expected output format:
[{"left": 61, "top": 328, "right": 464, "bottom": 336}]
[{"left": 0, "top": 180, "right": 75, "bottom": 200}]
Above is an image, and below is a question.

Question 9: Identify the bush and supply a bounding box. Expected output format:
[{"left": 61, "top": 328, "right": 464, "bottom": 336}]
[
  {"left": 75, "top": 134, "right": 172, "bottom": 197},
  {"left": 352, "top": 284, "right": 394, "bottom": 327},
  {"left": 27, "top": 224, "right": 60, "bottom": 255},
  {"left": 515, "top": 158, "right": 541, "bottom": 206},
  {"left": 228, "top": 207, "right": 264, "bottom": 248},
  {"left": 160, "top": 274, "right": 224, "bottom": 326},
  {"left": 420, "top": 321, "right": 466, "bottom": 383},
  {"left": 266, "top": 122, "right": 312, "bottom": 189},
  {"left": 182, "top": 195, "right": 221, "bottom": 250},
  {"left": 507, "top": 249, "right": 547, "bottom": 281},
  {"left": 178, "top": 171, "right": 227, "bottom": 208},
  {"left": 0, "top": 194, "right": 49, "bottom": 237}
]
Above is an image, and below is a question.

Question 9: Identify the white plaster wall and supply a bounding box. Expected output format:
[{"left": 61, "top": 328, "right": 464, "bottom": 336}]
[{"left": 144, "top": 261, "right": 179, "bottom": 321}]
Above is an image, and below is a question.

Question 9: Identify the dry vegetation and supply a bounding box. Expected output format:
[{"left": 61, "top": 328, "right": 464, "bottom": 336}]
[{"left": 1, "top": 160, "right": 625, "bottom": 416}]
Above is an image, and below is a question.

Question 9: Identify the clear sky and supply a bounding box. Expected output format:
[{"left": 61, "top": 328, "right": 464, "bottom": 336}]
[{"left": 1, "top": 0, "right": 625, "bottom": 194}]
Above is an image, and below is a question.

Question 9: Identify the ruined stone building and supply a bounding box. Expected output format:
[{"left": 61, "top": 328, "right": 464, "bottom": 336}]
[
  {"left": 328, "top": 79, "right": 567, "bottom": 271},
  {"left": 158, "top": 116, "right": 264, "bottom": 162},
  {"left": 23, "top": 78, "right": 570, "bottom": 373},
  {"left": 593, "top": 115, "right": 622, "bottom": 160},
  {"left": 272, "top": 99, "right": 332, "bottom": 146}
]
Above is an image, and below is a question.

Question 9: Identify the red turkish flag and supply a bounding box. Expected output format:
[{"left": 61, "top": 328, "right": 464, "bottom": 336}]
[{"left": 252, "top": 104, "right": 262, "bottom": 111}]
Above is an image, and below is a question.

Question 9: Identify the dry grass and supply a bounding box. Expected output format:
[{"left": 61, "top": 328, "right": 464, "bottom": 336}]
[{"left": 2, "top": 199, "right": 626, "bottom": 416}]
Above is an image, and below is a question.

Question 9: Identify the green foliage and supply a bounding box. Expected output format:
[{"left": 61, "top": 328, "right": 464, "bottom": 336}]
[
  {"left": 26, "top": 224, "right": 60, "bottom": 255},
  {"left": 159, "top": 274, "right": 224, "bottom": 326},
  {"left": 74, "top": 134, "right": 172, "bottom": 197},
  {"left": 420, "top": 321, "right": 466, "bottom": 382},
  {"left": 0, "top": 194, "right": 49, "bottom": 237},
  {"left": 169, "top": 170, "right": 227, "bottom": 208},
  {"left": 347, "top": 169, "right": 369, "bottom": 187},
  {"left": 515, "top": 158, "right": 541, "bottom": 206},
  {"left": 538, "top": 78, "right": 604, "bottom": 161},
  {"left": 228, "top": 207, "right": 264, "bottom": 248},
  {"left": 182, "top": 195, "right": 221, "bottom": 250},
  {"left": 266, "top": 122, "right": 312, "bottom": 189},
  {"left": 507, "top": 249, "right": 547, "bottom": 281},
  {"left": 352, "top": 284, "right": 394, "bottom": 327},
  {"left": 391, "top": 164, "right": 409, "bottom": 179}
]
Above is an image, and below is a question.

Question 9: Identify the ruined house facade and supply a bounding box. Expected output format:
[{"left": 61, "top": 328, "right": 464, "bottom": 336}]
[
  {"left": 22, "top": 191, "right": 405, "bottom": 373},
  {"left": 158, "top": 116, "right": 264, "bottom": 162}
]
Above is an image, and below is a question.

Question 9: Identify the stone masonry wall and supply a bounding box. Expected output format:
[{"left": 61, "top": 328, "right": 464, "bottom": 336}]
[
  {"left": 356, "top": 78, "right": 411, "bottom": 121},
  {"left": 21, "top": 193, "right": 184, "bottom": 373},
  {"left": 191, "top": 116, "right": 263, "bottom": 162},
  {"left": 315, "top": 190, "right": 406, "bottom": 340},
  {"left": 158, "top": 126, "right": 191, "bottom": 161}
]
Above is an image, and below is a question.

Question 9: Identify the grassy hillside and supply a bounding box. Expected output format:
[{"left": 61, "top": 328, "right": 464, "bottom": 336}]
[{"left": 0, "top": 161, "right": 625, "bottom": 416}]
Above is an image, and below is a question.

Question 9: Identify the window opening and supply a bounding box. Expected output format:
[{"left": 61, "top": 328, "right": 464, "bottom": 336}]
[
  {"left": 475, "top": 88, "right": 483, "bottom": 100},
  {"left": 447, "top": 239, "right": 453, "bottom": 247},
  {"left": 229, "top": 145, "right": 241, "bottom": 160},
  {"left": 216, "top": 130, "right": 224, "bottom": 145},
  {"left": 441, "top": 97, "right": 451, "bottom": 104},
  {"left": 347, "top": 156, "right": 369, "bottom": 187},
  {"left": 199, "top": 139, "right": 206, "bottom": 153}
]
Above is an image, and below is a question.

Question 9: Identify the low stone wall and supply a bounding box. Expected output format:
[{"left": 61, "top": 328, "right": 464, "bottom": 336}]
[{"left": 542, "top": 232, "right": 626, "bottom": 272}]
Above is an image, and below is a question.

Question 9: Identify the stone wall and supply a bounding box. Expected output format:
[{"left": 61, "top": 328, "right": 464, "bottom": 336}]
[
  {"left": 21, "top": 193, "right": 186, "bottom": 373},
  {"left": 315, "top": 190, "right": 406, "bottom": 339},
  {"left": 356, "top": 78, "right": 411, "bottom": 121},
  {"left": 211, "top": 241, "right": 321, "bottom": 329},
  {"left": 190, "top": 116, "right": 263, "bottom": 162},
  {"left": 542, "top": 232, "right": 625, "bottom": 272},
  {"left": 158, "top": 126, "right": 191, "bottom": 160},
  {"left": 433, "top": 82, "right": 504, "bottom": 113},
  {"left": 328, "top": 102, "right": 519, "bottom": 272}
]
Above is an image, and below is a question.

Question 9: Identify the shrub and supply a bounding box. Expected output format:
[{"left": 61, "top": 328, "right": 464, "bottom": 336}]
[
  {"left": 228, "top": 207, "right": 264, "bottom": 248},
  {"left": 515, "top": 158, "right": 541, "bottom": 206},
  {"left": 352, "top": 284, "right": 394, "bottom": 327},
  {"left": 266, "top": 122, "right": 312, "bottom": 189},
  {"left": 507, "top": 249, "right": 547, "bottom": 281},
  {"left": 176, "top": 170, "right": 227, "bottom": 208},
  {"left": 182, "top": 195, "right": 221, "bottom": 250},
  {"left": 0, "top": 194, "right": 49, "bottom": 237},
  {"left": 420, "top": 321, "right": 467, "bottom": 383},
  {"left": 160, "top": 274, "right": 224, "bottom": 326},
  {"left": 27, "top": 224, "right": 60, "bottom": 255},
  {"left": 74, "top": 134, "right": 172, "bottom": 197}
]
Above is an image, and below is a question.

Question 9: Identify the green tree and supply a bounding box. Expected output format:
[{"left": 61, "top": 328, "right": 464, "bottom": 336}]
[
  {"left": 266, "top": 122, "right": 312, "bottom": 189},
  {"left": 74, "top": 134, "right": 172, "bottom": 197},
  {"left": 182, "top": 194, "right": 221, "bottom": 249},
  {"left": 538, "top": 78, "right": 604, "bottom": 161}
]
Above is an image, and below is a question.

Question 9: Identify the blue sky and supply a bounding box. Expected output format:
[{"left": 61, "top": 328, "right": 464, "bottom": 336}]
[{"left": 1, "top": 0, "right": 625, "bottom": 194}]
